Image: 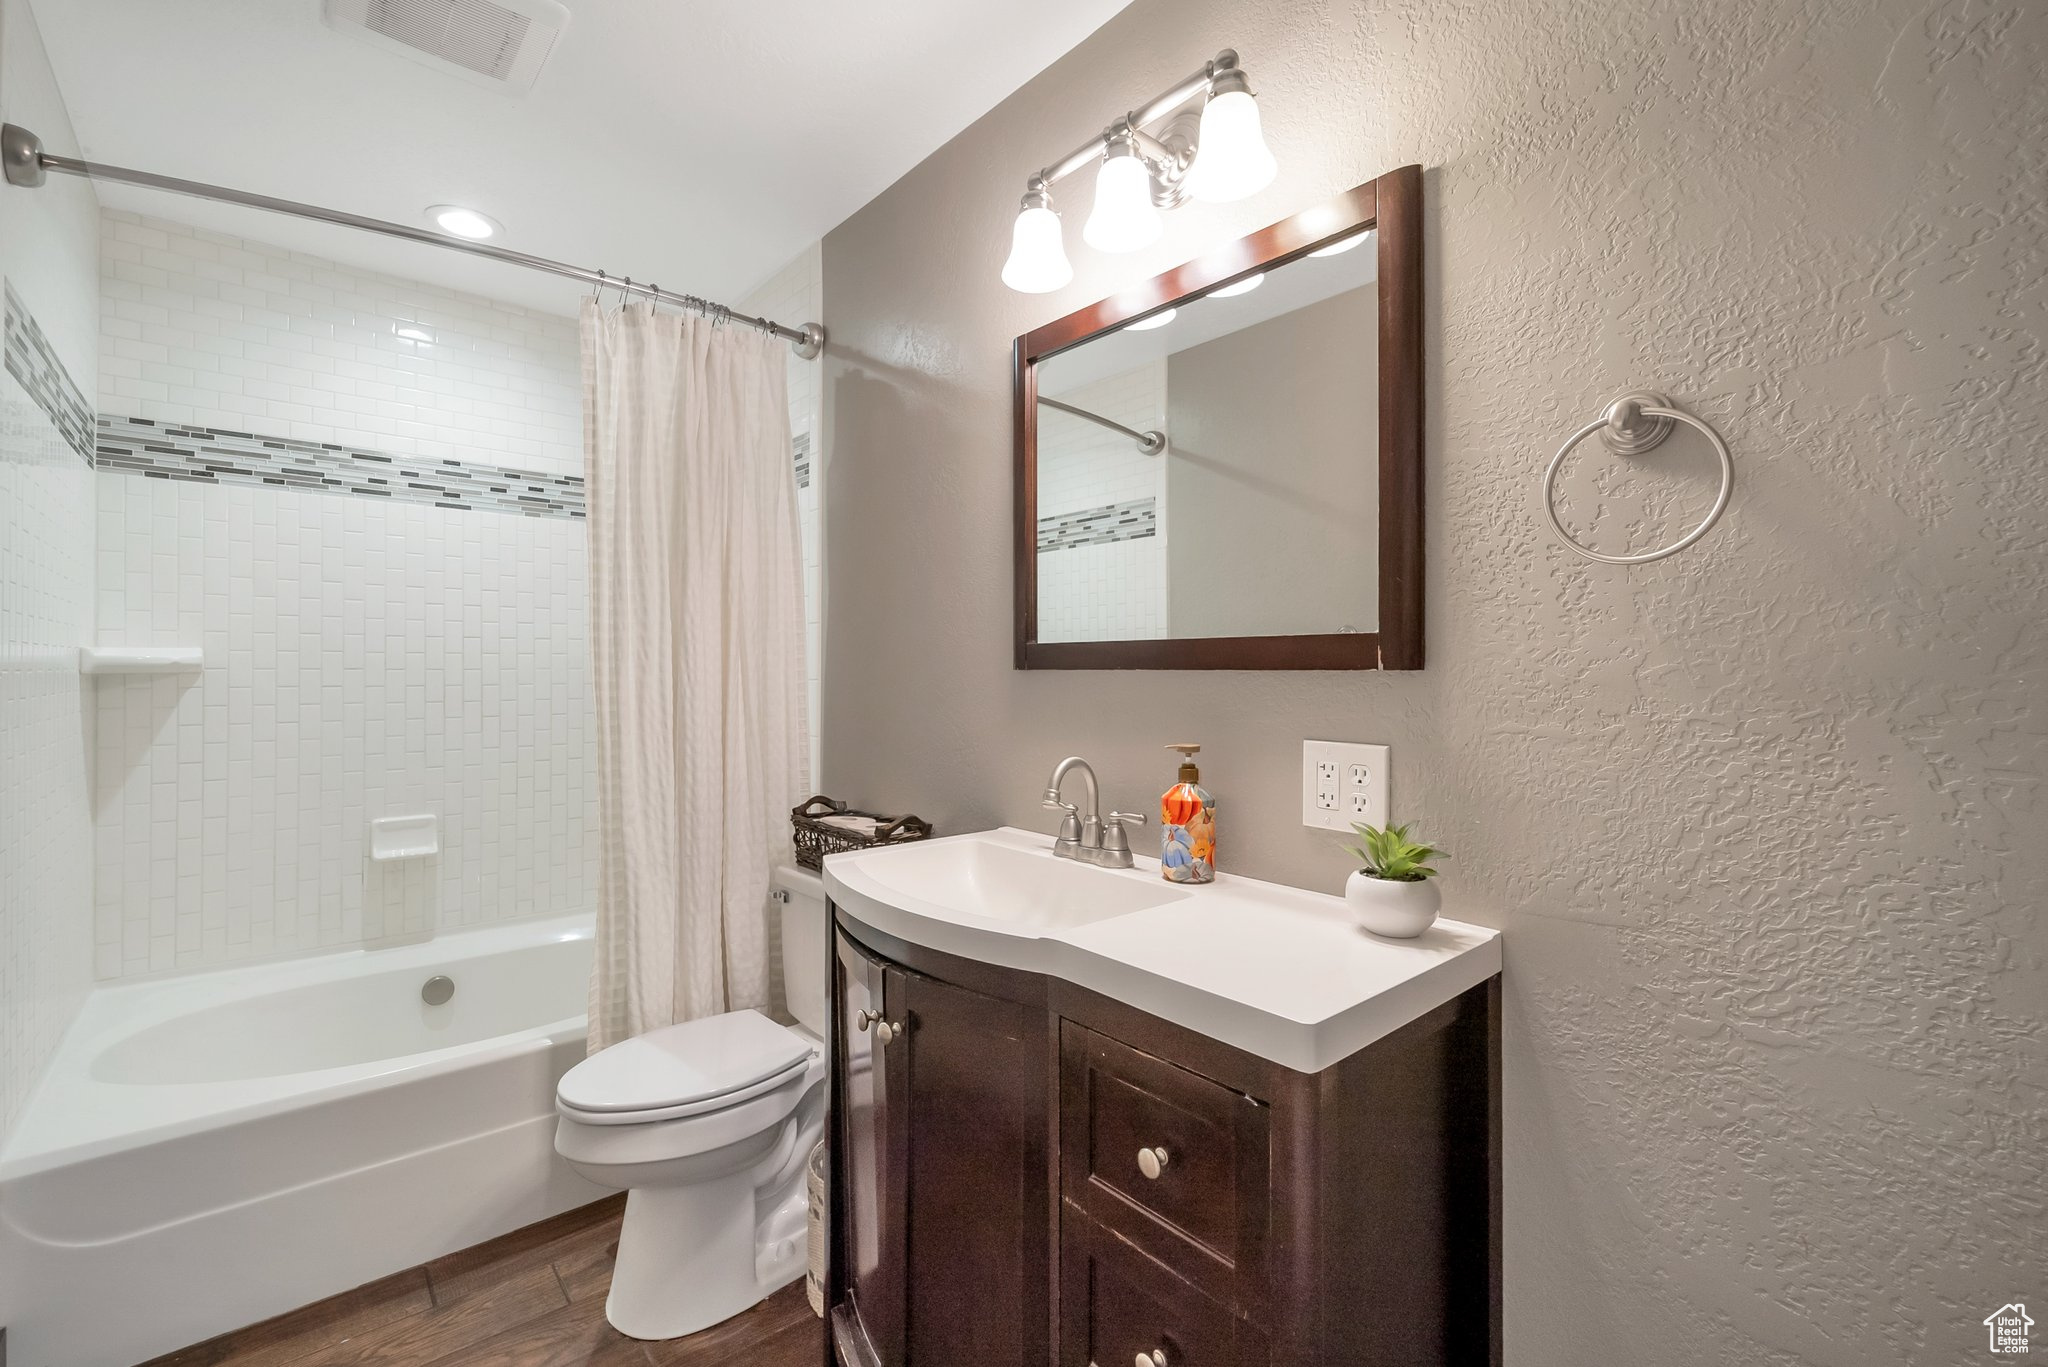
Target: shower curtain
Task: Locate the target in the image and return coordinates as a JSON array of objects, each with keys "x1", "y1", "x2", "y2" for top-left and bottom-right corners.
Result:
[{"x1": 582, "y1": 302, "x2": 810, "y2": 1053}]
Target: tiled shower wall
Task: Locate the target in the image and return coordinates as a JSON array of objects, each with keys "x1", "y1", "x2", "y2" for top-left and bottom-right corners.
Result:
[
  {"x1": 91, "y1": 217, "x2": 827, "y2": 980},
  {"x1": 1035, "y1": 363, "x2": 1167, "y2": 641},
  {"x1": 100, "y1": 210, "x2": 581, "y2": 475},
  {"x1": 93, "y1": 214, "x2": 595, "y2": 977},
  {"x1": 0, "y1": 0, "x2": 99, "y2": 1139}
]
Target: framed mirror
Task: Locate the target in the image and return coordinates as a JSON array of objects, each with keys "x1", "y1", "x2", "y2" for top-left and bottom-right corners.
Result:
[{"x1": 1013, "y1": 165, "x2": 1422, "y2": 670}]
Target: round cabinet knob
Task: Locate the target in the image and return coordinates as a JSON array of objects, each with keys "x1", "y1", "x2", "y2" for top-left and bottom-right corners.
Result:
[
  {"x1": 1136, "y1": 1350, "x2": 1169, "y2": 1367},
  {"x1": 1136, "y1": 1146, "x2": 1170, "y2": 1180},
  {"x1": 855, "y1": 1009, "x2": 880, "y2": 1032},
  {"x1": 874, "y1": 1020, "x2": 900, "y2": 1045}
]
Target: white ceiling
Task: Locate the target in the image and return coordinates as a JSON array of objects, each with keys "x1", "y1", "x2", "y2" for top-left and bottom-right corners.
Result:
[{"x1": 33, "y1": 0, "x2": 1134, "y2": 317}]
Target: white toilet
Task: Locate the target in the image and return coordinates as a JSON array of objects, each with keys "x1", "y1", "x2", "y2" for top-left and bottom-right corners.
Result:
[{"x1": 554, "y1": 865, "x2": 828, "y2": 1341}]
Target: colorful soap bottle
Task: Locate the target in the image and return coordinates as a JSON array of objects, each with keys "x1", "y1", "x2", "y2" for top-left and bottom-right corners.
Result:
[{"x1": 1159, "y1": 743, "x2": 1216, "y2": 884}]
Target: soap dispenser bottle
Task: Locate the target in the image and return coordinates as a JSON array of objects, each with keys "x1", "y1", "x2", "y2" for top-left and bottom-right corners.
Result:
[{"x1": 1160, "y1": 743, "x2": 1216, "y2": 884}]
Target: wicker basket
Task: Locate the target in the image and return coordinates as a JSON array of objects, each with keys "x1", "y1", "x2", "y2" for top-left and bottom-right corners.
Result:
[{"x1": 790, "y1": 795, "x2": 933, "y2": 871}]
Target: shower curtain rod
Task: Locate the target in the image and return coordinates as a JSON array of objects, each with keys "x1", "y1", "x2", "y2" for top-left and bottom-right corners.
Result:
[
  {"x1": 1037, "y1": 394, "x2": 1165, "y2": 454},
  {"x1": 0, "y1": 123, "x2": 826, "y2": 360}
]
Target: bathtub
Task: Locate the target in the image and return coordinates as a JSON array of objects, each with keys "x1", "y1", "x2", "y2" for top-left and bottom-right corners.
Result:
[{"x1": 0, "y1": 914, "x2": 608, "y2": 1367}]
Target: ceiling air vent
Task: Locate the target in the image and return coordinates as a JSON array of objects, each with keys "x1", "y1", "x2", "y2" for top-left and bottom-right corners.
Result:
[{"x1": 323, "y1": 0, "x2": 569, "y2": 96}]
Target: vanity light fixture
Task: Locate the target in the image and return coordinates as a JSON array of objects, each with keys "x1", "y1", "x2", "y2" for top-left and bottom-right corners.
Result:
[
  {"x1": 999, "y1": 48, "x2": 1279, "y2": 293},
  {"x1": 1126, "y1": 308, "x2": 1177, "y2": 331},
  {"x1": 426, "y1": 205, "x2": 501, "y2": 240},
  {"x1": 1208, "y1": 271, "x2": 1265, "y2": 298}
]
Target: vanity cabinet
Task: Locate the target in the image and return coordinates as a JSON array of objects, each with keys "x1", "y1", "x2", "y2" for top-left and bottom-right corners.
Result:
[
  {"x1": 830, "y1": 928, "x2": 1051, "y2": 1367},
  {"x1": 825, "y1": 912, "x2": 1502, "y2": 1367}
]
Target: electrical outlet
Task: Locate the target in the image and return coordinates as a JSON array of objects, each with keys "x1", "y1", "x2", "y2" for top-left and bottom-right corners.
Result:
[
  {"x1": 1302, "y1": 740, "x2": 1390, "y2": 831},
  {"x1": 1315, "y1": 758, "x2": 1339, "y2": 810}
]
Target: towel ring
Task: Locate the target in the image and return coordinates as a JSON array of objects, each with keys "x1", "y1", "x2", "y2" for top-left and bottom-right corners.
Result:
[{"x1": 1543, "y1": 392, "x2": 1733, "y2": 565}]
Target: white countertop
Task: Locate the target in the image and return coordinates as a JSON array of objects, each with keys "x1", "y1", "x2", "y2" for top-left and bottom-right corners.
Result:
[{"x1": 822, "y1": 827, "x2": 1500, "y2": 1074}]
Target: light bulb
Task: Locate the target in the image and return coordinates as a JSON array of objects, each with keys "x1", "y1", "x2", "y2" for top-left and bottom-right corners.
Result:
[
  {"x1": 1186, "y1": 87, "x2": 1278, "y2": 203},
  {"x1": 1127, "y1": 308, "x2": 1177, "y2": 332},
  {"x1": 1083, "y1": 150, "x2": 1163, "y2": 254},
  {"x1": 1209, "y1": 272, "x2": 1265, "y2": 298},
  {"x1": 1001, "y1": 202, "x2": 1072, "y2": 293}
]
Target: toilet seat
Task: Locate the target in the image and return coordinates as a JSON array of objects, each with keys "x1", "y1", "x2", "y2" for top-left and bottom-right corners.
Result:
[{"x1": 557, "y1": 1009, "x2": 815, "y2": 1126}]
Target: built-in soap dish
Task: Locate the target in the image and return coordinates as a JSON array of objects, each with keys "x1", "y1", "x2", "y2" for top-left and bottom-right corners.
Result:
[
  {"x1": 80, "y1": 646, "x2": 205, "y2": 675},
  {"x1": 370, "y1": 814, "x2": 440, "y2": 861}
]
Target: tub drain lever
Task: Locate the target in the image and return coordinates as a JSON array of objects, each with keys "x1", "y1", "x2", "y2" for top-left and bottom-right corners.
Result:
[{"x1": 421, "y1": 975, "x2": 455, "y2": 1006}]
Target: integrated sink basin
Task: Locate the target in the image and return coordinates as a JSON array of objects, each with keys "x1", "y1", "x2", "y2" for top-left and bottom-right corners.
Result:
[
  {"x1": 842, "y1": 831, "x2": 1191, "y2": 931},
  {"x1": 821, "y1": 826, "x2": 1503, "y2": 1074}
]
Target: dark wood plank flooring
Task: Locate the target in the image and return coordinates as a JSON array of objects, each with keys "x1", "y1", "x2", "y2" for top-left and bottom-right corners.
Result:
[{"x1": 139, "y1": 1196, "x2": 823, "y2": 1367}]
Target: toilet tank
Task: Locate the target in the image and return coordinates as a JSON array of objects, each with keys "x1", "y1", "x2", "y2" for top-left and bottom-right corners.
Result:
[{"x1": 774, "y1": 865, "x2": 829, "y2": 1038}]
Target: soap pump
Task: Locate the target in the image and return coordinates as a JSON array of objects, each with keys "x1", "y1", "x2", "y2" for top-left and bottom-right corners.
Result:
[{"x1": 1159, "y1": 743, "x2": 1216, "y2": 884}]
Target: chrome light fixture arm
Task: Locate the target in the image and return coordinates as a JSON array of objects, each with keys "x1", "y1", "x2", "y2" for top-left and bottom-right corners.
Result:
[{"x1": 1026, "y1": 50, "x2": 1246, "y2": 196}]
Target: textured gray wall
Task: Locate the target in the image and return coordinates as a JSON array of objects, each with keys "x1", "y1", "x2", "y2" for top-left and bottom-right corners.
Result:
[{"x1": 819, "y1": 1, "x2": 2046, "y2": 1362}]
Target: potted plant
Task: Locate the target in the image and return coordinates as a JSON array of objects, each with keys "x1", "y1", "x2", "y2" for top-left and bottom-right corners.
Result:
[{"x1": 1340, "y1": 822, "x2": 1447, "y2": 938}]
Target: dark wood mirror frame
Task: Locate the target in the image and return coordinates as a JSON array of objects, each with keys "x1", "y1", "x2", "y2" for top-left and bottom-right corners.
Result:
[{"x1": 1013, "y1": 164, "x2": 1422, "y2": 671}]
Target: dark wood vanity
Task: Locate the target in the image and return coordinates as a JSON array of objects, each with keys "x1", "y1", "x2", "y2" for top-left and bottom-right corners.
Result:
[{"x1": 823, "y1": 906, "x2": 1501, "y2": 1367}]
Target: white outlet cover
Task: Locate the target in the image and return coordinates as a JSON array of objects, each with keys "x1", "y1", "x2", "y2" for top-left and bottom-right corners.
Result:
[{"x1": 1302, "y1": 740, "x2": 1390, "y2": 831}]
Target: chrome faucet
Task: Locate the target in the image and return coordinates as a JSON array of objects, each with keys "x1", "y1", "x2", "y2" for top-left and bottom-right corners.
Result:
[{"x1": 1042, "y1": 756, "x2": 1147, "y2": 869}]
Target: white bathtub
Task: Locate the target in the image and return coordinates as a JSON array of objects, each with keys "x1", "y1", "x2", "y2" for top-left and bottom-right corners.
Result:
[{"x1": 0, "y1": 914, "x2": 608, "y2": 1367}]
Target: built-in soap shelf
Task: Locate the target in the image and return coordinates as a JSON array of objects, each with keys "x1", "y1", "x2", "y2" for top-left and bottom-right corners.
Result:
[
  {"x1": 80, "y1": 646, "x2": 205, "y2": 676},
  {"x1": 370, "y1": 814, "x2": 440, "y2": 862}
]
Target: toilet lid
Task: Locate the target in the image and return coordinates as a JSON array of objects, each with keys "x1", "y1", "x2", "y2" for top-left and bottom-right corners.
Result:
[{"x1": 558, "y1": 1009, "x2": 811, "y2": 1115}]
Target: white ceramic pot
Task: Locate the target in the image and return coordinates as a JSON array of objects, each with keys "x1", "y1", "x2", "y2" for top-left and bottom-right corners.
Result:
[{"x1": 1344, "y1": 870, "x2": 1441, "y2": 938}]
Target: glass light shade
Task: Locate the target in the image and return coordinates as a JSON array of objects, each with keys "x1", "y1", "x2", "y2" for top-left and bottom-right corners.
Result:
[
  {"x1": 1001, "y1": 205, "x2": 1073, "y2": 293},
  {"x1": 1127, "y1": 308, "x2": 1177, "y2": 331},
  {"x1": 1186, "y1": 90, "x2": 1278, "y2": 203},
  {"x1": 1083, "y1": 154, "x2": 1163, "y2": 253},
  {"x1": 1209, "y1": 272, "x2": 1265, "y2": 298}
]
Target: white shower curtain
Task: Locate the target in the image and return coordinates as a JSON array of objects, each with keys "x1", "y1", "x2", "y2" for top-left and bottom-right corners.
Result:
[{"x1": 582, "y1": 301, "x2": 810, "y2": 1053}]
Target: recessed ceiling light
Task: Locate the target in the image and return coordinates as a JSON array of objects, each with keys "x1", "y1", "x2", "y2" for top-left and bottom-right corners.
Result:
[
  {"x1": 427, "y1": 205, "x2": 501, "y2": 240},
  {"x1": 1127, "y1": 308, "x2": 1177, "y2": 332},
  {"x1": 1310, "y1": 230, "x2": 1370, "y2": 258},
  {"x1": 1209, "y1": 273, "x2": 1265, "y2": 298}
]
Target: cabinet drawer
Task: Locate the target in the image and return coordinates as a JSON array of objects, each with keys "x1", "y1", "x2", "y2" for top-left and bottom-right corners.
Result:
[
  {"x1": 1060, "y1": 1023, "x2": 1269, "y2": 1302},
  {"x1": 1060, "y1": 1208, "x2": 1266, "y2": 1367}
]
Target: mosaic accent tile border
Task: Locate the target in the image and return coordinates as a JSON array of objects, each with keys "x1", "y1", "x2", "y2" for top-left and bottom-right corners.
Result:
[
  {"x1": 96, "y1": 416, "x2": 586, "y2": 519},
  {"x1": 3, "y1": 280, "x2": 95, "y2": 466},
  {"x1": 794, "y1": 431, "x2": 812, "y2": 490},
  {"x1": 1038, "y1": 497, "x2": 1157, "y2": 553}
]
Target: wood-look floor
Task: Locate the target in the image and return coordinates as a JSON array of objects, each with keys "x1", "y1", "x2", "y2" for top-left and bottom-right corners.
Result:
[{"x1": 139, "y1": 1196, "x2": 823, "y2": 1367}]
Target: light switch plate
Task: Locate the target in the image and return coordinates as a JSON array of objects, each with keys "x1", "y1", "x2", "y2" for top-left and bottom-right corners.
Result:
[{"x1": 1301, "y1": 740, "x2": 1390, "y2": 831}]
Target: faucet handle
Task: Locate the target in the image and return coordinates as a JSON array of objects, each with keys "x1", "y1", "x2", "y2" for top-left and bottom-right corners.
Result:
[
  {"x1": 1044, "y1": 797, "x2": 1082, "y2": 845},
  {"x1": 1102, "y1": 810, "x2": 1148, "y2": 854}
]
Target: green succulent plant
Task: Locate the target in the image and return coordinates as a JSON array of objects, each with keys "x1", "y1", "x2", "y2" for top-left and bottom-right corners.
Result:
[{"x1": 1343, "y1": 821, "x2": 1446, "y2": 882}]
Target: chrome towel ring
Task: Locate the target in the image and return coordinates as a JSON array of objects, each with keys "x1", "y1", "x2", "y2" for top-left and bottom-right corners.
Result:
[{"x1": 1542, "y1": 391, "x2": 1734, "y2": 565}]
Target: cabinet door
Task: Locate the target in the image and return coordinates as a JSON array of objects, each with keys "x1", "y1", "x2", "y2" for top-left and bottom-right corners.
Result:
[
  {"x1": 898, "y1": 967, "x2": 1050, "y2": 1367},
  {"x1": 836, "y1": 930, "x2": 908, "y2": 1366}
]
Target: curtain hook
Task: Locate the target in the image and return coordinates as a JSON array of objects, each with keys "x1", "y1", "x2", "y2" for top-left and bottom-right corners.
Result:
[{"x1": 590, "y1": 269, "x2": 606, "y2": 301}]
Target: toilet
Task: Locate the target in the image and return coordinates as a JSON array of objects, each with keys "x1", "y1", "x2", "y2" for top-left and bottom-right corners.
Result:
[{"x1": 554, "y1": 865, "x2": 829, "y2": 1341}]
